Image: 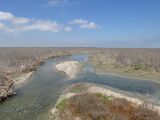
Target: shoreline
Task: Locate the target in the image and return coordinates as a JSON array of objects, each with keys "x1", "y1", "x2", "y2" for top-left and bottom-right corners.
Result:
[
  {"x1": 96, "y1": 71, "x2": 160, "y2": 83},
  {"x1": 0, "y1": 54, "x2": 72, "y2": 102},
  {"x1": 0, "y1": 76, "x2": 15, "y2": 102},
  {"x1": 0, "y1": 71, "x2": 35, "y2": 102},
  {"x1": 0, "y1": 60, "x2": 43, "y2": 102},
  {"x1": 88, "y1": 57, "x2": 160, "y2": 82},
  {"x1": 12, "y1": 71, "x2": 34, "y2": 87}
]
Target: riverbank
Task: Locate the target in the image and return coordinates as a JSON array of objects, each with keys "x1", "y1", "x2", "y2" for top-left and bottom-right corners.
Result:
[
  {"x1": 0, "y1": 72, "x2": 34, "y2": 102},
  {"x1": 88, "y1": 54, "x2": 160, "y2": 81},
  {"x1": 49, "y1": 83, "x2": 160, "y2": 120},
  {"x1": 0, "y1": 53, "x2": 72, "y2": 102},
  {"x1": 0, "y1": 58, "x2": 45, "y2": 102},
  {"x1": 0, "y1": 76, "x2": 15, "y2": 102},
  {"x1": 0, "y1": 47, "x2": 85, "y2": 102},
  {"x1": 11, "y1": 72, "x2": 34, "y2": 87}
]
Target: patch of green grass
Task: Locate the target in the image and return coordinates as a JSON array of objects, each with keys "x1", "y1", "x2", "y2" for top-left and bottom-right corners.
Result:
[
  {"x1": 95, "y1": 93, "x2": 110, "y2": 102},
  {"x1": 134, "y1": 64, "x2": 149, "y2": 71},
  {"x1": 69, "y1": 84, "x2": 87, "y2": 93},
  {"x1": 56, "y1": 99, "x2": 67, "y2": 111},
  {"x1": 69, "y1": 87, "x2": 83, "y2": 93}
]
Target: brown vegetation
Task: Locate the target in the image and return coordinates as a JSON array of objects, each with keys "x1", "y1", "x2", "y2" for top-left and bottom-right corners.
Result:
[
  {"x1": 56, "y1": 93, "x2": 160, "y2": 120},
  {"x1": 89, "y1": 48, "x2": 160, "y2": 72},
  {"x1": 1, "y1": 48, "x2": 159, "y2": 77},
  {"x1": 88, "y1": 48, "x2": 160, "y2": 80},
  {"x1": 0, "y1": 48, "x2": 74, "y2": 74},
  {"x1": 0, "y1": 75, "x2": 15, "y2": 102}
]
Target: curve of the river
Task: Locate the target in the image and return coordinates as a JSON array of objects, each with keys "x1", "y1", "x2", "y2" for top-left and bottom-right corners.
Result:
[{"x1": 0, "y1": 54, "x2": 160, "y2": 120}]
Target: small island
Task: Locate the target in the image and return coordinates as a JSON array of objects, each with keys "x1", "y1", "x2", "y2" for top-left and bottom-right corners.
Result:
[{"x1": 55, "y1": 61, "x2": 83, "y2": 79}]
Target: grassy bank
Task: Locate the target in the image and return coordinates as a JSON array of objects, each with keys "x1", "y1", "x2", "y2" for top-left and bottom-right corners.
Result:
[
  {"x1": 88, "y1": 48, "x2": 160, "y2": 81},
  {"x1": 49, "y1": 83, "x2": 160, "y2": 120}
]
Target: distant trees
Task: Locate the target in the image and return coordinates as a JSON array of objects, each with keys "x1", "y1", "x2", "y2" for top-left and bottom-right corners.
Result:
[
  {"x1": 89, "y1": 48, "x2": 160, "y2": 72},
  {"x1": 0, "y1": 48, "x2": 81, "y2": 74},
  {"x1": 0, "y1": 48, "x2": 160, "y2": 75}
]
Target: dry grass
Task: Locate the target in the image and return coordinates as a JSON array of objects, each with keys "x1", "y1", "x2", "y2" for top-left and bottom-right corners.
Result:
[
  {"x1": 88, "y1": 48, "x2": 160, "y2": 72},
  {"x1": 0, "y1": 48, "x2": 75, "y2": 74},
  {"x1": 57, "y1": 93, "x2": 160, "y2": 120},
  {"x1": 88, "y1": 48, "x2": 160, "y2": 80},
  {"x1": 1, "y1": 48, "x2": 159, "y2": 76}
]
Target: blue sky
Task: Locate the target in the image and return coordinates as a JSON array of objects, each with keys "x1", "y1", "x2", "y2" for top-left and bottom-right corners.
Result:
[{"x1": 0, "y1": 0, "x2": 160, "y2": 47}]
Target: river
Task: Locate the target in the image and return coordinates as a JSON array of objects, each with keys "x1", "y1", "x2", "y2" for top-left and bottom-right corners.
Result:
[{"x1": 0, "y1": 54, "x2": 160, "y2": 120}]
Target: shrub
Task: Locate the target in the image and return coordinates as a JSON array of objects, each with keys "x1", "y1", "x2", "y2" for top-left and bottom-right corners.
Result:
[{"x1": 57, "y1": 93, "x2": 160, "y2": 120}]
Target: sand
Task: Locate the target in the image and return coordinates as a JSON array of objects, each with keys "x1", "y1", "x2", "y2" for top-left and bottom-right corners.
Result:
[
  {"x1": 12, "y1": 72, "x2": 33, "y2": 87},
  {"x1": 55, "y1": 61, "x2": 82, "y2": 79}
]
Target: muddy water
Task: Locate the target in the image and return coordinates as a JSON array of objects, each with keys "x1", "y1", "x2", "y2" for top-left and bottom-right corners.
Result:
[{"x1": 0, "y1": 54, "x2": 160, "y2": 120}]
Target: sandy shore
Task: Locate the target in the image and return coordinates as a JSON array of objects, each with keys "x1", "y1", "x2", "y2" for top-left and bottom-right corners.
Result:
[
  {"x1": 12, "y1": 72, "x2": 34, "y2": 87},
  {"x1": 55, "y1": 61, "x2": 83, "y2": 79},
  {"x1": 88, "y1": 85, "x2": 143, "y2": 105},
  {"x1": 0, "y1": 71, "x2": 34, "y2": 102},
  {"x1": 89, "y1": 84, "x2": 160, "y2": 111},
  {"x1": 88, "y1": 84, "x2": 160, "y2": 113}
]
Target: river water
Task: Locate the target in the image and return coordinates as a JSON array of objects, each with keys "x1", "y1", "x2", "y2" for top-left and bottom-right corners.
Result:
[{"x1": 0, "y1": 54, "x2": 160, "y2": 120}]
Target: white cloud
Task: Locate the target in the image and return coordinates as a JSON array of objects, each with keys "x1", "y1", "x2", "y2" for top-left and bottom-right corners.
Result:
[
  {"x1": 0, "y1": 11, "x2": 30, "y2": 24},
  {"x1": 64, "y1": 26, "x2": 72, "y2": 32},
  {"x1": 70, "y1": 19, "x2": 100, "y2": 29},
  {"x1": 48, "y1": 0, "x2": 63, "y2": 5},
  {"x1": 0, "y1": 11, "x2": 14, "y2": 20},
  {"x1": 0, "y1": 11, "x2": 62, "y2": 33},
  {"x1": 0, "y1": 23, "x2": 6, "y2": 29},
  {"x1": 12, "y1": 17, "x2": 30, "y2": 24},
  {"x1": 47, "y1": 0, "x2": 69, "y2": 6},
  {"x1": 0, "y1": 11, "x2": 102, "y2": 33},
  {"x1": 70, "y1": 19, "x2": 88, "y2": 25},
  {"x1": 21, "y1": 20, "x2": 62, "y2": 32},
  {"x1": 80, "y1": 22, "x2": 97, "y2": 29},
  {"x1": 0, "y1": 23, "x2": 15, "y2": 32}
]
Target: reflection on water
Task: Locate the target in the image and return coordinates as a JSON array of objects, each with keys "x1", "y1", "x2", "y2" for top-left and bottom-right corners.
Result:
[
  {"x1": 0, "y1": 53, "x2": 160, "y2": 120},
  {"x1": 78, "y1": 72, "x2": 160, "y2": 94}
]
